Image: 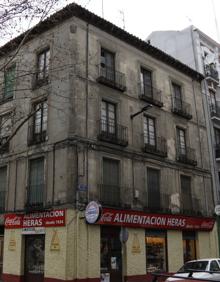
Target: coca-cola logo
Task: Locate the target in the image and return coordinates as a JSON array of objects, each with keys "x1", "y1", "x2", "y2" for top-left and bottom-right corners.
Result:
[
  {"x1": 101, "y1": 212, "x2": 113, "y2": 222},
  {"x1": 5, "y1": 216, "x2": 21, "y2": 226}
]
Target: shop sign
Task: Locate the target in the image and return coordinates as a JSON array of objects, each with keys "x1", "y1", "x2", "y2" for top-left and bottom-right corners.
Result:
[
  {"x1": 97, "y1": 208, "x2": 215, "y2": 231},
  {"x1": 85, "y1": 201, "x2": 102, "y2": 224},
  {"x1": 4, "y1": 209, "x2": 66, "y2": 229},
  {"x1": 132, "y1": 233, "x2": 141, "y2": 254},
  {"x1": 22, "y1": 227, "x2": 45, "y2": 235},
  {"x1": 50, "y1": 230, "x2": 60, "y2": 251}
]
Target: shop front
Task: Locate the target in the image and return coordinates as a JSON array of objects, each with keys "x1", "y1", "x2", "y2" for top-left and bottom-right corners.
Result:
[
  {"x1": 3, "y1": 209, "x2": 66, "y2": 282},
  {"x1": 85, "y1": 204, "x2": 217, "y2": 282}
]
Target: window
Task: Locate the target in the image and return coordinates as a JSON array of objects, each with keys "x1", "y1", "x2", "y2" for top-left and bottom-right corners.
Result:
[
  {"x1": 210, "y1": 91, "x2": 217, "y2": 113},
  {"x1": 102, "y1": 158, "x2": 120, "y2": 206},
  {"x1": 140, "y1": 68, "x2": 153, "y2": 97},
  {"x1": 0, "y1": 167, "x2": 7, "y2": 211},
  {"x1": 181, "y1": 175, "x2": 193, "y2": 212},
  {"x1": 172, "y1": 82, "x2": 182, "y2": 109},
  {"x1": 101, "y1": 48, "x2": 115, "y2": 81},
  {"x1": 28, "y1": 158, "x2": 44, "y2": 207},
  {"x1": 145, "y1": 230, "x2": 167, "y2": 272},
  {"x1": 4, "y1": 65, "x2": 15, "y2": 99},
  {"x1": 177, "y1": 128, "x2": 186, "y2": 155},
  {"x1": 36, "y1": 49, "x2": 50, "y2": 82},
  {"x1": 0, "y1": 113, "x2": 12, "y2": 152},
  {"x1": 144, "y1": 116, "x2": 156, "y2": 146},
  {"x1": 101, "y1": 101, "x2": 116, "y2": 135},
  {"x1": 214, "y1": 128, "x2": 220, "y2": 145},
  {"x1": 182, "y1": 231, "x2": 196, "y2": 263},
  {"x1": 29, "y1": 101, "x2": 48, "y2": 144},
  {"x1": 210, "y1": 261, "x2": 220, "y2": 272},
  {"x1": 146, "y1": 168, "x2": 160, "y2": 209}
]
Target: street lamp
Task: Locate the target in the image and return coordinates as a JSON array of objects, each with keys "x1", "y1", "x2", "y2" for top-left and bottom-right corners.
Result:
[{"x1": 130, "y1": 104, "x2": 153, "y2": 120}]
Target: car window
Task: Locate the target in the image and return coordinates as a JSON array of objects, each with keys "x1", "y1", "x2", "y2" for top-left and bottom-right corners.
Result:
[
  {"x1": 210, "y1": 261, "x2": 220, "y2": 272},
  {"x1": 178, "y1": 261, "x2": 208, "y2": 272}
]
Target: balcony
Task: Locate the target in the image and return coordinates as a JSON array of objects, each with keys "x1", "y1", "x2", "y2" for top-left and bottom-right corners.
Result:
[
  {"x1": 180, "y1": 197, "x2": 203, "y2": 216},
  {"x1": 205, "y1": 64, "x2": 219, "y2": 82},
  {"x1": 0, "y1": 191, "x2": 6, "y2": 212},
  {"x1": 176, "y1": 145, "x2": 197, "y2": 166},
  {"x1": 143, "y1": 192, "x2": 170, "y2": 213},
  {"x1": 26, "y1": 184, "x2": 44, "y2": 211},
  {"x1": 99, "y1": 184, "x2": 121, "y2": 207},
  {"x1": 28, "y1": 125, "x2": 47, "y2": 146},
  {"x1": 97, "y1": 119, "x2": 128, "y2": 146},
  {"x1": 143, "y1": 136, "x2": 167, "y2": 157},
  {"x1": 210, "y1": 105, "x2": 220, "y2": 121},
  {"x1": 138, "y1": 83, "x2": 163, "y2": 107},
  {"x1": 97, "y1": 65, "x2": 126, "y2": 92},
  {"x1": 172, "y1": 97, "x2": 192, "y2": 120}
]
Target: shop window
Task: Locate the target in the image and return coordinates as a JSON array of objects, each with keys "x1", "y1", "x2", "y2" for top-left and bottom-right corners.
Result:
[
  {"x1": 182, "y1": 231, "x2": 196, "y2": 263},
  {"x1": 145, "y1": 230, "x2": 167, "y2": 273}
]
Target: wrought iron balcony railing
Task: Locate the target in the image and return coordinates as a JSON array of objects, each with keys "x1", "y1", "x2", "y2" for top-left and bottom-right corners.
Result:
[
  {"x1": 139, "y1": 82, "x2": 163, "y2": 107},
  {"x1": 180, "y1": 197, "x2": 203, "y2": 216},
  {"x1": 26, "y1": 184, "x2": 44, "y2": 210},
  {"x1": 143, "y1": 192, "x2": 170, "y2": 213},
  {"x1": 97, "y1": 65, "x2": 126, "y2": 92},
  {"x1": 210, "y1": 105, "x2": 220, "y2": 119},
  {"x1": 99, "y1": 184, "x2": 121, "y2": 207},
  {"x1": 97, "y1": 119, "x2": 128, "y2": 146},
  {"x1": 28, "y1": 125, "x2": 47, "y2": 146},
  {"x1": 172, "y1": 97, "x2": 192, "y2": 120},
  {"x1": 205, "y1": 64, "x2": 219, "y2": 82},
  {"x1": 143, "y1": 135, "x2": 167, "y2": 157},
  {"x1": 176, "y1": 145, "x2": 197, "y2": 166},
  {"x1": 0, "y1": 191, "x2": 6, "y2": 212}
]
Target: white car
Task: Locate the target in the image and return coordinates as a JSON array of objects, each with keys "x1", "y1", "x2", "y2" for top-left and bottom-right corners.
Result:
[{"x1": 166, "y1": 258, "x2": 220, "y2": 281}]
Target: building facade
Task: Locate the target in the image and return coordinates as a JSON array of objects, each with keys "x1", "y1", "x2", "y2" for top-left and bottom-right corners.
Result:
[
  {"x1": 148, "y1": 26, "x2": 220, "y2": 204},
  {"x1": 0, "y1": 5, "x2": 218, "y2": 282}
]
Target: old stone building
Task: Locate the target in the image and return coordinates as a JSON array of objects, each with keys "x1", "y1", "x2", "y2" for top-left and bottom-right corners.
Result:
[{"x1": 0, "y1": 4, "x2": 218, "y2": 282}]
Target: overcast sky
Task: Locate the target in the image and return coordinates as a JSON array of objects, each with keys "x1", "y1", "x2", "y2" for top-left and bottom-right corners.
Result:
[{"x1": 64, "y1": 0, "x2": 220, "y2": 43}]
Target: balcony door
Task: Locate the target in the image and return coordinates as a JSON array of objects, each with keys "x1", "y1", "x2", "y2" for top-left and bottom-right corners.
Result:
[
  {"x1": 140, "y1": 68, "x2": 153, "y2": 97},
  {"x1": 102, "y1": 158, "x2": 120, "y2": 206},
  {"x1": 181, "y1": 175, "x2": 193, "y2": 213},
  {"x1": 144, "y1": 116, "x2": 156, "y2": 147},
  {"x1": 101, "y1": 101, "x2": 116, "y2": 136},
  {"x1": 177, "y1": 128, "x2": 186, "y2": 156},
  {"x1": 172, "y1": 83, "x2": 182, "y2": 110},
  {"x1": 146, "y1": 168, "x2": 160, "y2": 210},
  {"x1": 101, "y1": 48, "x2": 115, "y2": 82}
]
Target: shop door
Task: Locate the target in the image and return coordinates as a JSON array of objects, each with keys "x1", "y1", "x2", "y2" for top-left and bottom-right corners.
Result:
[
  {"x1": 101, "y1": 226, "x2": 122, "y2": 282},
  {"x1": 24, "y1": 235, "x2": 45, "y2": 282},
  {"x1": 0, "y1": 236, "x2": 4, "y2": 280}
]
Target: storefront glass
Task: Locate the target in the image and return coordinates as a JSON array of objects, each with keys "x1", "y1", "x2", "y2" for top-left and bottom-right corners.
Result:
[
  {"x1": 183, "y1": 231, "x2": 196, "y2": 263},
  {"x1": 101, "y1": 226, "x2": 122, "y2": 282},
  {"x1": 145, "y1": 230, "x2": 167, "y2": 272}
]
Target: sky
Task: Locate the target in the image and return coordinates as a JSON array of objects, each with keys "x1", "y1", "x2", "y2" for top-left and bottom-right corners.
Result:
[
  {"x1": 1, "y1": 0, "x2": 220, "y2": 46},
  {"x1": 62, "y1": 0, "x2": 220, "y2": 43}
]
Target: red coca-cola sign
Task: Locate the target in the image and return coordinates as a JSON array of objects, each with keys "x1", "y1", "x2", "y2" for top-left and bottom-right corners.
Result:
[
  {"x1": 5, "y1": 209, "x2": 66, "y2": 229},
  {"x1": 96, "y1": 208, "x2": 215, "y2": 231}
]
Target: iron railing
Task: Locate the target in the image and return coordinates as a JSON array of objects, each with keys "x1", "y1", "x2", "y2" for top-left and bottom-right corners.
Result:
[
  {"x1": 176, "y1": 145, "x2": 197, "y2": 166},
  {"x1": 143, "y1": 192, "x2": 170, "y2": 213},
  {"x1": 143, "y1": 135, "x2": 167, "y2": 157},
  {"x1": 139, "y1": 82, "x2": 163, "y2": 107},
  {"x1": 26, "y1": 184, "x2": 44, "y2": 209},
  {"x1": 99, "y1": 184, "x2": 121, "y2": 207},
  {"x1": 210, "y1": 105, "x2": 220, "y2": 119},
  {"x1": 97, "y1": 65, "x2": 126, "y2": 91},
  {"x1": 97, "y1": 119, "x2": 128, "y2": 146},
  {"x1": 180, "y1": 196, "x2": 202, "y2": 216},
  {"x1": 28, "y1": 125, "x2": 47, "y2": 146},
  {"x1": 205, "y1": 64, "x2": 219, "y2": 81},
  {"x1": 172, "y1": 97, "x2": 192, "y2": 120}
]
